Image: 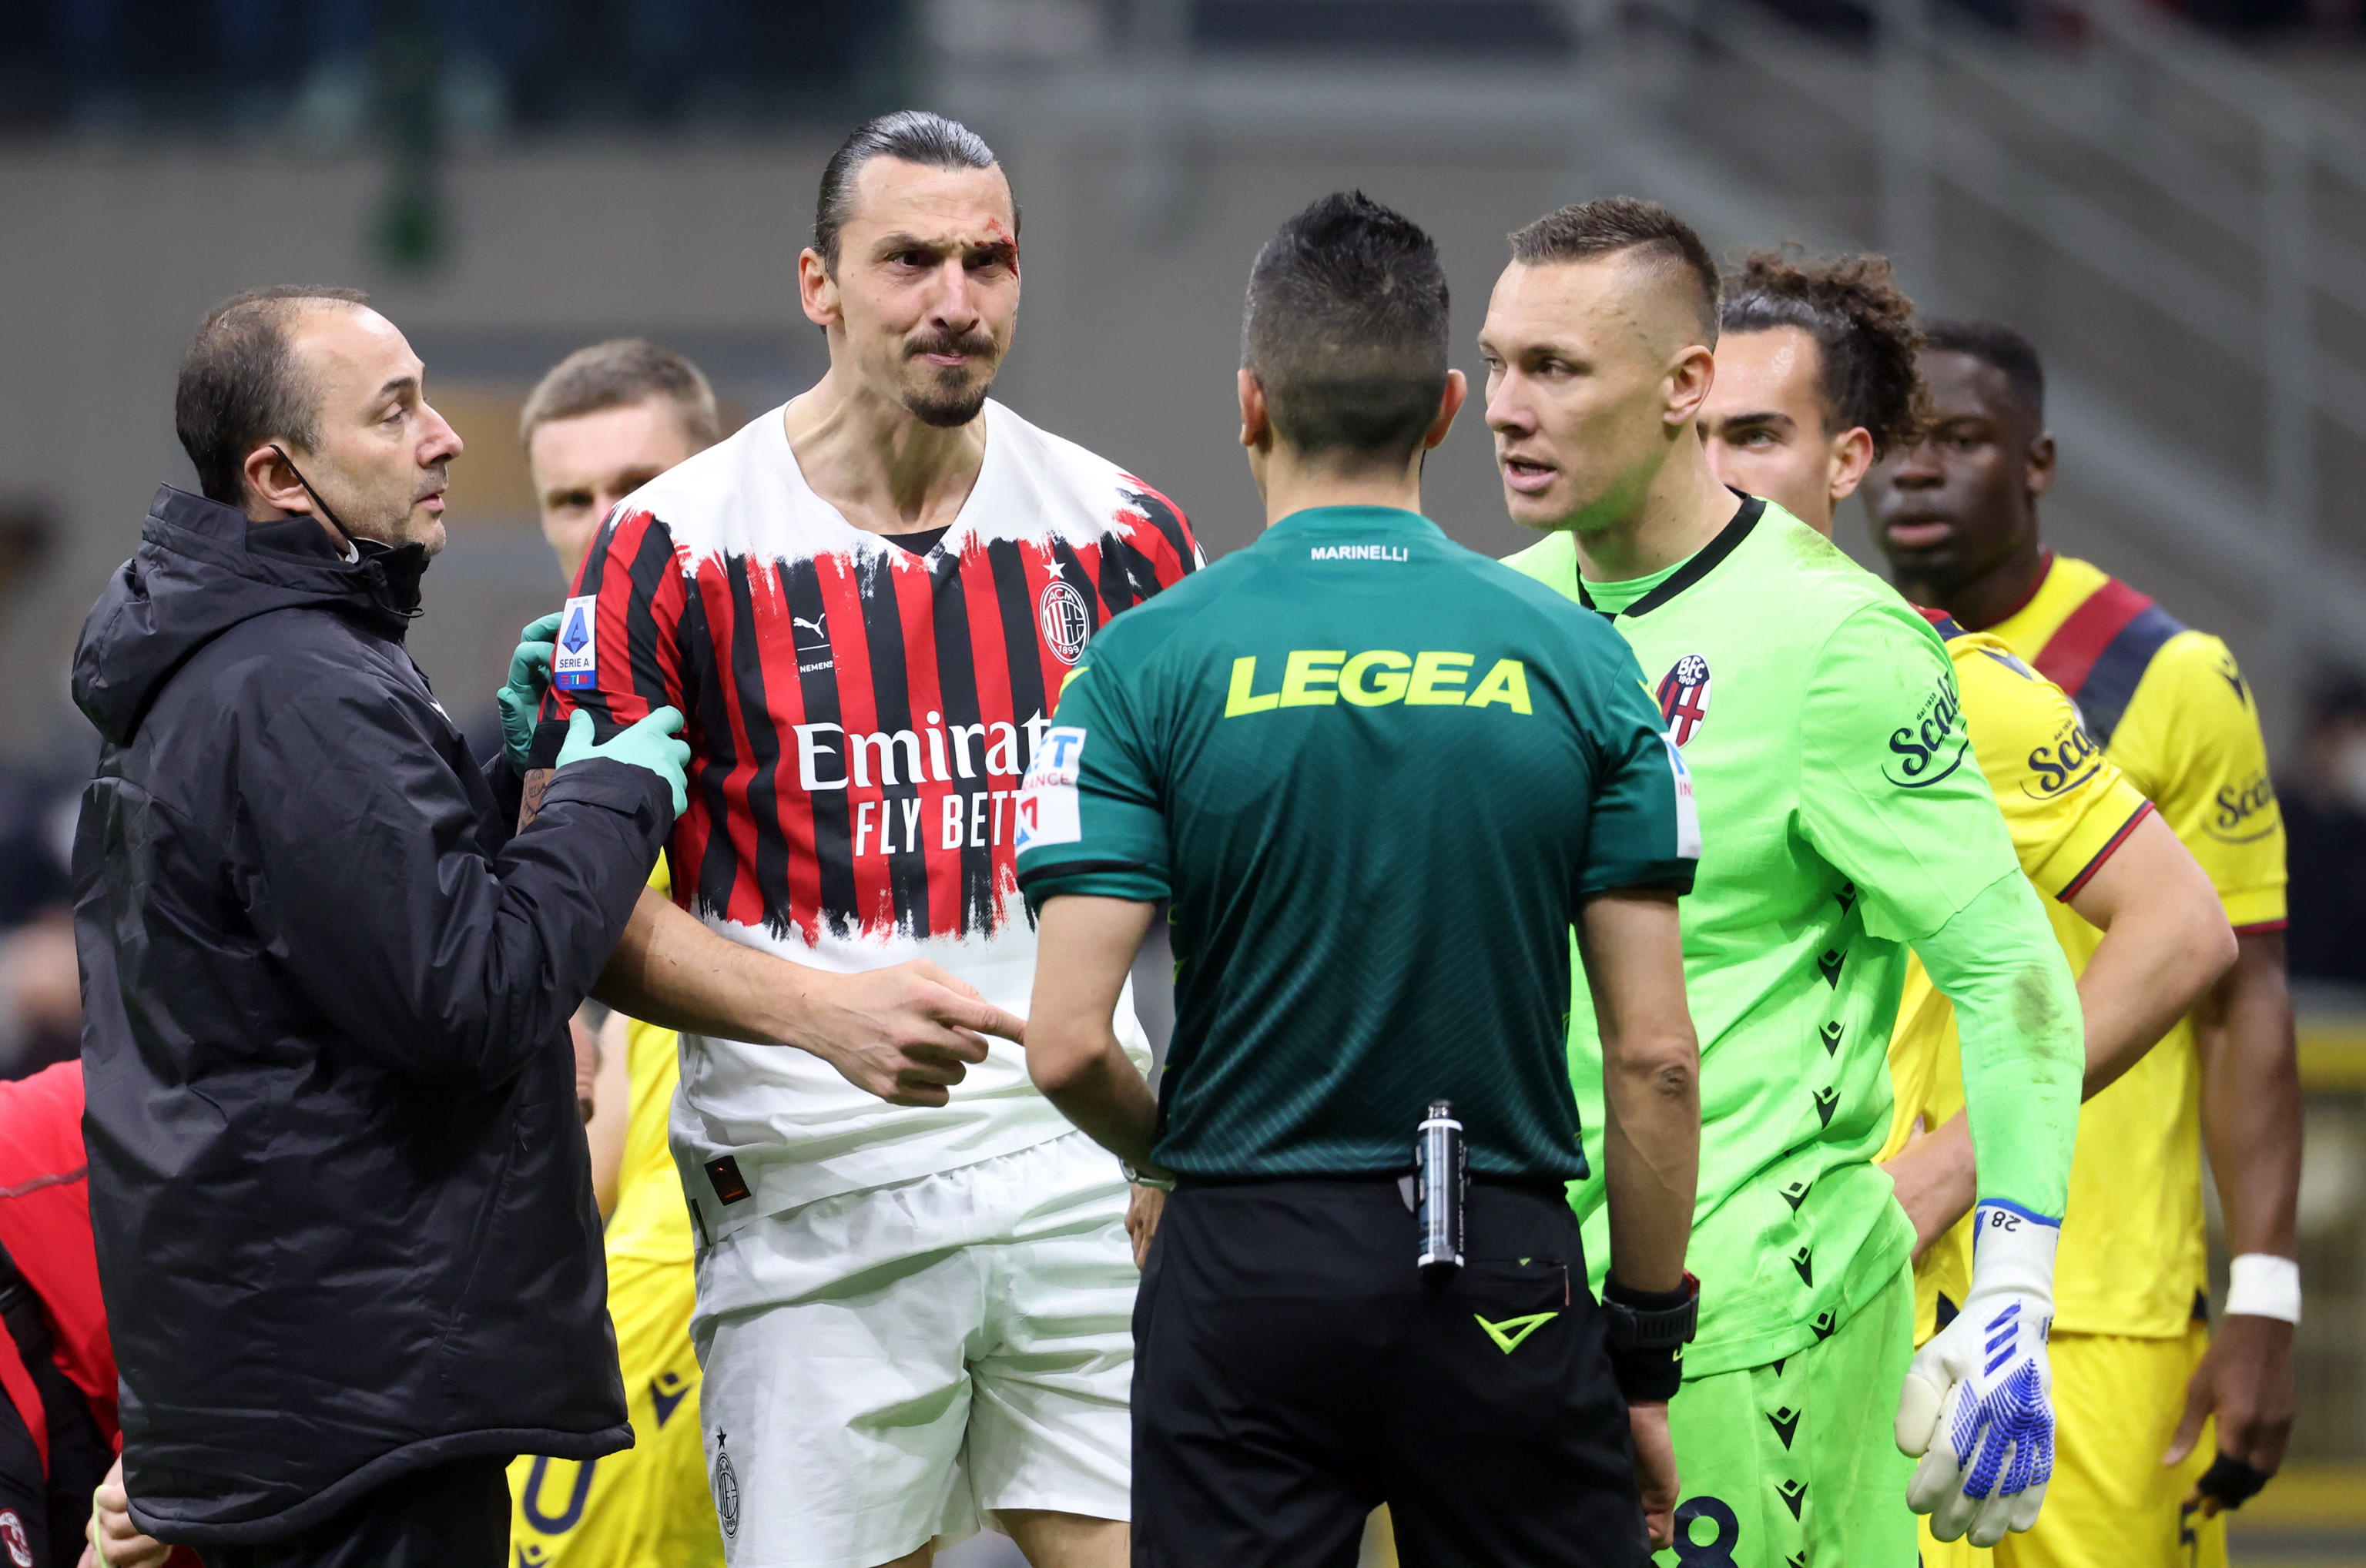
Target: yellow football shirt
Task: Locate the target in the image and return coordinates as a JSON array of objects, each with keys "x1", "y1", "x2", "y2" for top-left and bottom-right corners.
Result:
[
  {"x1": 1986, "y1": 556, "x2": 2284, "y2": 1338},
  {"x1": 1881, "y1": 611, "x2": 2154, "y2": 1340}
]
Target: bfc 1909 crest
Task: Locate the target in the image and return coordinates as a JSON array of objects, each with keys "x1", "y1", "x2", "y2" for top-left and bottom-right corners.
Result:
[{"x1": 1656, "y1": 654, "x2": 1712, "y2": 747}]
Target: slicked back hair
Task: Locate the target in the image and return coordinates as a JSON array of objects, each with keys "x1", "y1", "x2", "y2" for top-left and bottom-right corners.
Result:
[
  {"x1": 815, "y1": 110, "x2": 1010, "y2": 273},
  {"x1": 1508, "y1": 196, "x2": 1721, "y2": 344},
  {"x1": 1723, "y1": 251, "x2": 1925, "y2": 458},
  {"x1": 176, "y1": 285, "x2": 373, "y2": 505},
  {"x1": 519, "y1": 338, "x2": 722, "y2": 451},
  {"x1": 1242, "y1": 190, "x2": 1452, "y2": 467},
  {"x1": 1923, "y1": 319, "x2": 2046, "y2": 422}
]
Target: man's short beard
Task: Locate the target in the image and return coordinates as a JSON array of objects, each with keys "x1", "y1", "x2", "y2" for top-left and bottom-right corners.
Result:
[{"x1": 903, "y1": 375, "x2": 992, "y2": 429}]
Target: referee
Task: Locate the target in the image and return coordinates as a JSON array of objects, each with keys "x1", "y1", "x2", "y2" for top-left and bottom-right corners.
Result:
[{"x1": 1015, "y1": 192, "x2": 1705, "y2": 1568}]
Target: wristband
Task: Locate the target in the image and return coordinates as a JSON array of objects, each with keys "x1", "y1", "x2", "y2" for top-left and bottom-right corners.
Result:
[
  {"x1": 2224, "y1": 1253, "x2": 2301, "y2": 1324},
  {"x1": 1601, "y1": 1273, "x2": 1698, "y2": 1403}
]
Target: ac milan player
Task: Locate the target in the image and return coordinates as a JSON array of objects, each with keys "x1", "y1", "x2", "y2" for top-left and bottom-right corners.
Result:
[{"x1": 530, "y1": 112, "x2": 1198, "y2": 1568}]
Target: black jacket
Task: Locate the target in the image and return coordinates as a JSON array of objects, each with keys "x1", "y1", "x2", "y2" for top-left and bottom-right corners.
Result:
[{"x1": 70, "y1": 487, "x2": 669, "y2": 1544}]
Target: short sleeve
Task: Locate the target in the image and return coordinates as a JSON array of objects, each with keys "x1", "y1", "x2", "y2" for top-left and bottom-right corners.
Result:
[
  {"x1": 1949, "y1": 635, "x2": 2154, "y2": 903},
  {"x1": 1797, "y1": 604, "x2": 2022, "y2": 943},
  {"x1": 1014, "y1": 655, "x2": 1171, "y2": 908},
  {"x1": 532, "y1": 504, "x2": 693, "y2": 760},
  {"x1": 1576, "y1": 665, "x2": 1700, "y2": 896},
  {"x1": 2107, "y1": 632, "x2": 2287, "y2": 932}
]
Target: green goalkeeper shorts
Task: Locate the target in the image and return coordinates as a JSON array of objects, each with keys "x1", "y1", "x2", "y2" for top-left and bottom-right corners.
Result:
[{"x1": 1656, "y1": 1261, "x2": 1917, "y2": 1568}]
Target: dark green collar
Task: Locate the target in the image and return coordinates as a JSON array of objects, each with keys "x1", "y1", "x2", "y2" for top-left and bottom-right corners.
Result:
[{"x1": 1265, "y1": 505, "x2": 1443, "y2": 538}]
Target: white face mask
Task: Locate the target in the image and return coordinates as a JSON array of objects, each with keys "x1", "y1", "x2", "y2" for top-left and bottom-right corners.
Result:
[{"x1": 2337, "y1": 735, "x2": 2366, "y2": 816}]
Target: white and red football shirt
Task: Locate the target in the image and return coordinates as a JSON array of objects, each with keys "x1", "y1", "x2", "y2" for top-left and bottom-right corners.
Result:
[{"x1": 545, "y1": 400, "x2": 1199, "y2": 1219}]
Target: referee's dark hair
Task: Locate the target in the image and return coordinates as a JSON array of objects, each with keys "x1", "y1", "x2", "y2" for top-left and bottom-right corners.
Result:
[
  {"x1": 1241, "y1": 190, "x2": 1452, "y2": 468},
  {"x1": 1724, "y1": 250, "x2": 1925, "y2": 460},
  {"x1": 176, "y1": 285, "x2": 373, "y2": 506},
  {"x1": 1923, "y1": 318, "x2": 2046, "y2": 422},
  {"x1": 814, "y1": 110, "x2": 1013, "y2": 274},
  {"x1": 1510, "y1": 196, "x2": 1721, "y2": 345}
]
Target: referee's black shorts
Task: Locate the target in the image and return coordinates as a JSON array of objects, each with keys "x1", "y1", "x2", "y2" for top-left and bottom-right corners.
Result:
[{"x1": 1131, "y1": 1176, "x2": 1649, "y2": 1568}]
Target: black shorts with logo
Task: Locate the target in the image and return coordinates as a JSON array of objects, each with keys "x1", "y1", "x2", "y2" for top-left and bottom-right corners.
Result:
[{"x1": 1131, "y1": 1178, "x2": 1649, "y2": 1568}]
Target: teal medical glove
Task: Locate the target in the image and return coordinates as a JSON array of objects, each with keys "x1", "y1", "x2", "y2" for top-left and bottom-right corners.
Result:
[
  {"x1": 557, "y1": 706, "x2": 691, "y2": 818},
  {"x1": 494, "y1": 612, "x2": 564, "y2": 772}
]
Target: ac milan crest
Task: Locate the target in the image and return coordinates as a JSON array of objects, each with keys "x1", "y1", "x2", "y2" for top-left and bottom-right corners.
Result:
[
  {"x1": 1655, "y1": 654, "x2": 1713, "y2": 746},
  {"x1": 1039, "y1": 577, "x2": 1092, "y2": 666}
]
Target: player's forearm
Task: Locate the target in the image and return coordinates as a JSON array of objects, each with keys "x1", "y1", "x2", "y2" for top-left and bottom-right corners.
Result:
[
  {"x1": 2198, "y1": 932, "x2": 2301, "y2": 1261},
  {"x1": 593, "y1": 885, "x2": 806, "y2": 1044},
  {"x1": 1914, "y1": 870, "x2": 2083, "y2": 1220},
  {"x1": 1884, "y1": 863, "x2": 2233, "y2": 1248}
]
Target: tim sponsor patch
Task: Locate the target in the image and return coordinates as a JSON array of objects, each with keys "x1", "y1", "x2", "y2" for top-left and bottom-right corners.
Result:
[
  {"x1": 1015, "y1": 725, "x2": 1087, "y2": 851},
  {"x1": 552, "y1": 595, "x2": 598, "y2": 692}
]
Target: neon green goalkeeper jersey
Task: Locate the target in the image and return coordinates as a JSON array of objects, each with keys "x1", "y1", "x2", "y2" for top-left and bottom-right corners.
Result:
[{"x1": 1508, "y1": 498, "x2": 2063, "y2": 1377}]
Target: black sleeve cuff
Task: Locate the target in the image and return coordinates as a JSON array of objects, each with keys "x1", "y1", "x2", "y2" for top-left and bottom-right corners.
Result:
[{"x1": 532, "y1": 756, "x2": 677, "y2": 844}]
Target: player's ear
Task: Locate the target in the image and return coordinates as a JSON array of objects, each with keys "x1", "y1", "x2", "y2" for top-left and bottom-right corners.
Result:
[
  {"x1": 1664, "y1": 343, "x2": 1716, "y2": 429},
  {"x1": 2026, "y1": 431, "x2": 2056, "y2": 498},
  {"x1": 1238, "y1": 369, "x2": 1273, "y2": 453},
  {"x1": 1422, "y1": 369, "x2": 1468, "y2": 453},
  {"x1": 799, "y1": 246, "x2": 841, "y2": 331},
  {"x1": 1828, "y1": 426, "x2": 1876, "y2": 504}
]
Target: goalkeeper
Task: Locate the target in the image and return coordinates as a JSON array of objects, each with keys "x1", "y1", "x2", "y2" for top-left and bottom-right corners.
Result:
[{"x1": 1493, "y1": 197, "x2": 2081, "y2": 1565}]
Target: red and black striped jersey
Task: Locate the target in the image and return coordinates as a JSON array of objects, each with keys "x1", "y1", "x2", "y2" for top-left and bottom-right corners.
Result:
[{"x1": 542, "y1": 400, "x2": 1198, "y2": 1212}]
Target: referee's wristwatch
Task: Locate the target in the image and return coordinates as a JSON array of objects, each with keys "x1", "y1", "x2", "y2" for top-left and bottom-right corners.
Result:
[
  {"x1": 1122, "y1": 1161, "x2": 1175, "y2": 1192},
  {"x1": 1600, "y1": 1272, "x2": 1699, "y2": 1403}
]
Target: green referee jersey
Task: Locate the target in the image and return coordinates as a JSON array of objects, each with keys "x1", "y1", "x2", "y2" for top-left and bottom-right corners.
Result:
[
  {"x1": 1506, "y1": 498, "x2": 2024, "y2": 1377},
  {"x1": 1016, "y1": 504, "x2": 1697, "y2": 1182}
]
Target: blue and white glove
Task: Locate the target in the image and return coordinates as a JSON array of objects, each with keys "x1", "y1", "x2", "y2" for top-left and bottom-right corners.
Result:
[{"x1": 1895, "y1": 1201, "x2": 2059, "y2": 1547}]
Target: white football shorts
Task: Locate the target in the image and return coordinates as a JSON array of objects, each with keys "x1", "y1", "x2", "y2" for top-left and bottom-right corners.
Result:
[{"x1": 691, "y1": 1131, "x2": 1135, "y2": 1568}]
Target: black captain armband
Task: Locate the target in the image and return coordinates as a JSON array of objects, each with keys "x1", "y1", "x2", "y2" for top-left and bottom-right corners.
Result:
[{"x1": 1600, "y1": 1272, "x2": 1699, "y2": 1403}]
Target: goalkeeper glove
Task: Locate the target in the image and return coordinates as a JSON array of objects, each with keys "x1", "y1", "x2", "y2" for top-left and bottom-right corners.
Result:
[{"x1": 1895, "y1": 1200, "x2": 2059, "y2": 1547}]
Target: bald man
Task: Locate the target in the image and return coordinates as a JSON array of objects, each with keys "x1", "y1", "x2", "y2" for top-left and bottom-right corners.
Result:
[{"x1": 1486, "y1": 199, "x2": 2084, "y2": 1567}]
